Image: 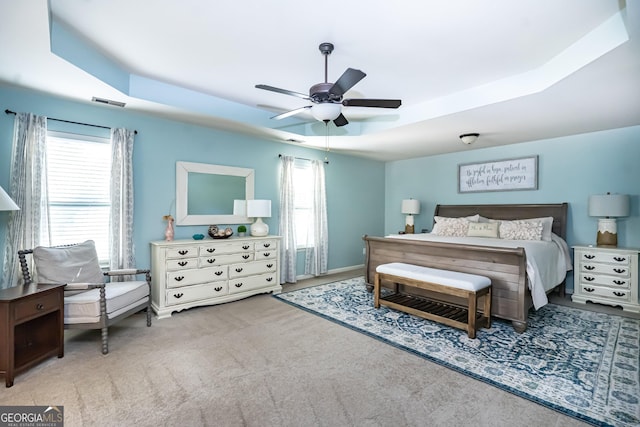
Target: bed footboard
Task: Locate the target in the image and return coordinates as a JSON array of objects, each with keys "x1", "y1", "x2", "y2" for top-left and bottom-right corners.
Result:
[{"x1": 363, "y1": 235, "x2": 531, "y2": 333}]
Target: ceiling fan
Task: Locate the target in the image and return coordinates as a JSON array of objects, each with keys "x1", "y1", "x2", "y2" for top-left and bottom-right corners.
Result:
[{"x1": 256, "y1": 42, "x2": 401, "y2": 127}]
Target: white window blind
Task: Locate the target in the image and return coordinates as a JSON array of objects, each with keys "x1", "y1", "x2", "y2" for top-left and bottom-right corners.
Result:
[
  {"x1": 294, "y1": 159, "x2": 314, "y2": 249},
  {"x1": 45, "y1": 132, "x2": 111, "y2": 263}
]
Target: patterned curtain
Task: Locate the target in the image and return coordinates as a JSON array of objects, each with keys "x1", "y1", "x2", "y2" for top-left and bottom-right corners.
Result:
[
  {"x1": 304, "y1": 159, "x2": 328, "y2": 276},
  {"x1": 1, "y1": 113, "x2": 49, "y2": 289},
  {"x1": 109, "y1": 128, "x2": 136, "y2": 278},
  {"x1": 278, "y1": 155, "x2": 297, "y2": 283}
]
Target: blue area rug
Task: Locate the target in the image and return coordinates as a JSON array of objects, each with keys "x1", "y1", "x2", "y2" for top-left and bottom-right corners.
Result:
[{"x1": 274, "y1": 277, "x2": 640, "y2": 427}]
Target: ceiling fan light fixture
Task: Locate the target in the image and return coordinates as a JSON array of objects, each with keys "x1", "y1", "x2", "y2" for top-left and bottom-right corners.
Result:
[
  {"x1": 311, "y1": 103, "x2": 342, "y2": 122},
  {"x1": 459, "y1": 133, "x2": 479, "y2": 145}
]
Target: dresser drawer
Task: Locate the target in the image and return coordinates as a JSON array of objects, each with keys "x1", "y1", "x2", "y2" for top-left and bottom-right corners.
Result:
[
  {"x1": 14, "y1": 291, "x2": 61, "y2": 323},
  {"x1": 255, "y1": 249, "x2": 277, "y2": 260},
  {"x1": 580, "y1": 263, "x2": 630, "y2": 277},
  {"x1": 166, "y1": 281, "x2": 228, "y2": 306},
  {"x1": 578, "y1": 251, "x2": 630, "y2": 265},
  {"x1": 255, "y1": 240, "x2": 278, "y2": 251},
  {"x1": 578, "y1": 273, "x2": 631, "y2": 289},
  {"x1": 229, "y1": 272, "x2": 278, "y2": 294},
  {"x1": 578, "y1": 284, "x2": 630, "y2": 302},
  {"x1": 167, "y1": 267, "x2": 227, "y2": 289},
  {"x1": 228, "y1": 260, "x2": 277, "y2": 278},
  {"x1": 199, "y1": 253, "x2": 254, "y2": 268},
  {"x1": 166, "y1": 246, "x2": 199, "y2": 259},
  {"x1": 166, "y1": 257, "x2": 198, "y2": 271},
  {"x1": 200, "y1": 241, "x2": 253, "y2": 256}
]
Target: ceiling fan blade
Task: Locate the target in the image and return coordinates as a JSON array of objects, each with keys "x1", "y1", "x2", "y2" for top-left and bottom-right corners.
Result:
[
  {"x1": 256, "y1": 84, "x2": 310, "y2": 100},
  {"x1": 329, "y1": 68, "x2": 366, "y2": 97},
  {"x1": 342, "y1": 98, "x2": 402, "y2": 108},
  {"x1": 271, "y1": 106, "x2": 311, "y2": 120},
  {"x1": 333, "y1": 113, "x2": 349, "y2": 127}
]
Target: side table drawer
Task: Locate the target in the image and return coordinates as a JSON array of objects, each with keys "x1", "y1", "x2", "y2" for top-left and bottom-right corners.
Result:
[
  {"x1": 579, "y1": 285, "x2": 630, "y2": 302},
  {"x1": 14, "y1": 292, "x2": 61, "y2": 323}
]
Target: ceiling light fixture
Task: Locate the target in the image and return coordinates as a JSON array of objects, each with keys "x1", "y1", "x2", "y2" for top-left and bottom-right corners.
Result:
[
  {"x1": 311, "y1": 103, "x2": 342, "y2": 122},
  {"x1": 459, "y1": 133, "x2": 479, "y2": 145}
]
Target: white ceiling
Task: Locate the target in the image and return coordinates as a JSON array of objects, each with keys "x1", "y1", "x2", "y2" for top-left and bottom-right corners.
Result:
[{"x1": 1, "y1": 0, "x2": 639, "y2": 161}]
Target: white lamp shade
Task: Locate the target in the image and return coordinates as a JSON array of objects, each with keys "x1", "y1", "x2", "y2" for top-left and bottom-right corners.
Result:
[
  {"x1": 233, "y1": 199, "x2": 247, "y2": 216},
  {"x1": 0, "y1": 186, "x2": 19, "y2": 211},
  {"x1": 311, "y1": 103, "x2": 342, "y2": 122},
  {"x1": 247, "y1": 199, "x2": 271, "y2": 218},
  {"x1": 401, "y1": 199, "x2": 420, "y2": 215},
  {"x1": 588, "y1": 194, "x2": 629, "y2": 217}
]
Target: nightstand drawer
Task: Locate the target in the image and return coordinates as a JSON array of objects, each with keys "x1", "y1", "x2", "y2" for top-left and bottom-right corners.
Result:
[
  {"x1": 579, "y1": 285, "x2": 630, "y2": 301},
  {"x1": 578, "y1": 252, "x2": 630, "y2": 265},
  {"x1": 14, "y1": 291, "x2": 61, "y2": 323},
  {"x1": 579, "y1": 274, "x2": 630, "y2": 289},
  {"x1": 580, "y1": 263, "x2": 630, "y2": 277}
]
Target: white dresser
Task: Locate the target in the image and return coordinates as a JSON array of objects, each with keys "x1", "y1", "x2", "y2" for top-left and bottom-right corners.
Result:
[
  {"x1": 572, "y1": 245, "x2": 640, "y2": 313},
  {"x1": 150, "y1": 236, "x2": 281, "y2": 319}
]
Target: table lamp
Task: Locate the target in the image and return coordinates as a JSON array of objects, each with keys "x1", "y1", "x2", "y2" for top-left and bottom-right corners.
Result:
[
  {"x1": 401, "y1": 199, "x2": 420, "y2": 234},
  {"x1": 247, "y1": 199, "x2": 271, "y2": 237},
  {"x1": 0, "y1": 185, "x2": 19, "y2": 212},
  {"x1": 588, "y1": 192, "x2": 629, "y2": 247}
]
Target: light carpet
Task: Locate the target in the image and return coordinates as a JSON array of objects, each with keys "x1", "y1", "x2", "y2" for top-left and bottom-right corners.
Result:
[{"x1": 274, "y1": 277, "x2": 640, "y2": 427}]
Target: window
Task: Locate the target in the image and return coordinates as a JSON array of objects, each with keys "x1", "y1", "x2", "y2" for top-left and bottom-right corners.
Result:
[
  {"x1": 44, "y1": 131, "x2": 111, "y2": 264},
  {"x1": 293, "y1": 159, "x2": 314, "y2": 249}
]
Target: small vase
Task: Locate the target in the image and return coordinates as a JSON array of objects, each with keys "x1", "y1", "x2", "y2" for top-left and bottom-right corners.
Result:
[{"x1": 165, "y1": 219, "x2": 174, "y2": 241}]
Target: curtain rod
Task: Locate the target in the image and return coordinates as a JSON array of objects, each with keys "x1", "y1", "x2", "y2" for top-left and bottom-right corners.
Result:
[
  {"x1": 5, "y1": 109, "x2": 137, "y2": 134},
  {"x1": 279, "y1": 154, "x2": 329, "y2": 164}
]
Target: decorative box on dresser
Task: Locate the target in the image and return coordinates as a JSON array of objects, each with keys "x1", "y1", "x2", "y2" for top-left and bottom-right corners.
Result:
[
  {"x1": 572, "y1": 245, "x2": 640, "y2": 313},
  {"x1": 151, "y1": 236, "x2": 281, "y2": 319}
]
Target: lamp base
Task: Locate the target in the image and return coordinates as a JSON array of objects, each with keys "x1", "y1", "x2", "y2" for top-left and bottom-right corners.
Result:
[
  {"x1": 596, "y1": 218, "x2": 618, "y2": 247},
  {"x1": 405, "y1": 224, "x2": 415, "y2": 234},
  {"x1": 250, "y1": 217, "x2": 269, "y2": 237}
]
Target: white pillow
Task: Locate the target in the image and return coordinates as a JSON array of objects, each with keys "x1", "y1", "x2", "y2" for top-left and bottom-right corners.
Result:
[
  {"x1": 432, "y1": 216, "x2": 472, "y2": 237},
  {"x1": 33, "y1": 240, "x2": 104, "y2": 284},
  {"x1": 519, "y1": 217, "x2": 554, "y2": 241},
  {"x1": 467, "y1": 222, "x2": 499, "y2": 238},
  {"x1": 499, "y1": 220, "x2": 543, "y2": 241}
]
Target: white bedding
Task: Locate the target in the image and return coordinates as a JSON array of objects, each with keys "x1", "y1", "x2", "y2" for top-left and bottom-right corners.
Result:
[{"x1": 386, "y1": 233, "x2": 572, "y2": 309}]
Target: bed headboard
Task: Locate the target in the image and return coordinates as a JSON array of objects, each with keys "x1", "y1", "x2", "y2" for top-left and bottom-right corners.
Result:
[{"x1": 434, "y1": 203, "x2": 568, "y2": 239}]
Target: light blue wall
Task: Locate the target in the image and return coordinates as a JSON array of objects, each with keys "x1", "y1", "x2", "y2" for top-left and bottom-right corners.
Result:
[
  {"x1": 385, "y1": 126, "x2": 640, "y2": 249},
  {"x1": 0, "y1": 85, "x2": 385, "y2": 277}
]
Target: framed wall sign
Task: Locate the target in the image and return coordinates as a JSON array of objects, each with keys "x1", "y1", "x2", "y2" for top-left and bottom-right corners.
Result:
[{"x1": 458, "y1": 156, "x2": 538, "y2": 193}]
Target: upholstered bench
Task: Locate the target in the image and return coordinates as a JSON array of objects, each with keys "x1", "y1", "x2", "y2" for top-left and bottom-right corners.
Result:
[{"x1": 374, "y1": 262, "x2": 492, "y2": 338}]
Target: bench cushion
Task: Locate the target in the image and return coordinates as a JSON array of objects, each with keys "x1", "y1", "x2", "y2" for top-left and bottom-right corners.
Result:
[{"x1": 376, "y1": 262, "x2": 491, "y2": 291}]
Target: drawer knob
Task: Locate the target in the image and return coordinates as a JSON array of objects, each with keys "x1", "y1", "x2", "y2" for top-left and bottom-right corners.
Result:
[
  {"x1": 584, "y1": 287, "x2": 595, "y2": 293},
  {"x1": 613, "y1": 268, "x2": 626, "y2": 274},
  {"x1": 207, "y1": 248, "x2": 215, "y2": 253},
  {"x1": 267, "y1": 263, "x2": 273, "y2": 269},
  {"x1": 584, "y1": 276, "x2": 594, "y2": 282},
  {"x1": 613, "y1": 291, "x2": 626, "y2": 297},
  {"x1": 263, "y1": 243, "x2": 271, "y2": 248},
  {"x1": 174, "y1": 293, "x2": 184, "y2": 299},
  {"x1": 174, "y1": 276, "x2": 184, "y2": 282},
  {"x1": 178, "y1": 261, "x2": 188, "y2": 267},
  {"x1": 584, "y1": 265, "x2": 595, "y2": 270},
  {"x1": 613, "y1": 280, "x2": 626, "y2": 286},
  {"x1": 242, "y1": 254, "x2": 250, "y2": 259},
  {"x1": 36, "y1": 303, "x2": 45, "y2": 310},
  {"x1": 266, "y1": 277, "x2": 273, "y2": 282},
  {"x1": 584, "y1": 254, "x2": 595, "y2": 259},
  {"x1": 613, "y1": 256, "x2": 626, "y2": 262},
  {"x1": 242, "y1": 245, "x2": 250, "y2": 250},
  {"x1": 263, "y1": 252, "x2": 271, "y2": 257},
  {"x1": 207, "y1": 258, "x2": 216, "y2": 264},
  {"x1": 215, "y1": 271, "x2": 223, "y2": 276},
  {"x1": 214, "y1": 286, "x2": 222, "y2": 292},
  {"x1": 235, "y1": 283, "x2": 243, "y2": 288},
  {"x1": 235, "y1": 267, "x2": 243, "y2": 273},
  {"x1": 178, "y1": 250, "x2": 189, "y2": 255}
]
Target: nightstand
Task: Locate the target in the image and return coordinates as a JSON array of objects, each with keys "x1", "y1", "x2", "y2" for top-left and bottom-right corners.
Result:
[
  {"x1": 0, "y1": 284, "x2": 64, "y2": 387},
  {"x1": 572, "y1": 245, "x2": 640, "y2": 313}
]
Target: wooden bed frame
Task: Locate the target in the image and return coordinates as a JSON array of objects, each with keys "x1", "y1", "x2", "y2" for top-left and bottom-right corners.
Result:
[{"x1": 363, "y1": 203, "x2": 568, "y2": 333}]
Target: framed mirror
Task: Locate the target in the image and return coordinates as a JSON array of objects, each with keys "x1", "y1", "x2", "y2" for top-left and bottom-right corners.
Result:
[{"x1": 175, "y1": 161, "x2": 254, "y2": 225}]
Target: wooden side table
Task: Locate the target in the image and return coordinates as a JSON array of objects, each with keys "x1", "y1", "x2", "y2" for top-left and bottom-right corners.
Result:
[{"x1": 0, "y1": 284, "x2": 64, "y2": 387}]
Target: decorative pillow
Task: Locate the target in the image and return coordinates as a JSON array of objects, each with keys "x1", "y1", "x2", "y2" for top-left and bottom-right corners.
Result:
[
  {"x1": 499, "y1": 220, "x2": 543, "y2": 241},
  {"x1": 33, "y1": 240, "x2": 104, "y2": 284},
  {"x1": 519, "y1": 217, "x2": 554, "y2": 241},
  {"x1": 432, "y1": 217, "x2": 472, "y2": 237},
  {"x1": 467, "y1": 222, "x2": 499, "y2": 238}
]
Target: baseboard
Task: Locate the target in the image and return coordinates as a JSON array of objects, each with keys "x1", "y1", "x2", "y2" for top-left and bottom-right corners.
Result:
[{"x1": 295, "y1": 264, "x2": 364, "y2": 281}]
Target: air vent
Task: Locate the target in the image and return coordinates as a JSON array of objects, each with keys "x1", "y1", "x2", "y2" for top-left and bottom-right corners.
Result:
[{"x1": 91, "y1": 97, "x2": 126, "y2": 108}]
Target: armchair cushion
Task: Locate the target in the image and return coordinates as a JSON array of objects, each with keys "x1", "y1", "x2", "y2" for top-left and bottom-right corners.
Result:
[
  {"x1": 64, "y1": 281, "x2": 150, "y2": 324},
  {"x1": 33, "y1": 240, "x2": 104, "y2": 285}
]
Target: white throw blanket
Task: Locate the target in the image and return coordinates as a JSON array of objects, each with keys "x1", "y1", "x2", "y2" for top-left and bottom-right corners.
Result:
[{"x1": 387, "y1": 233, "x2": 573, "y2": 309}]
